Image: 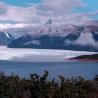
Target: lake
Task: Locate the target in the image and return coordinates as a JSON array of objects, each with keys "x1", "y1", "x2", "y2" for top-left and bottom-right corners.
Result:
[{"x1": 0, "y1": 60, "x2": 98, "y2": 80}]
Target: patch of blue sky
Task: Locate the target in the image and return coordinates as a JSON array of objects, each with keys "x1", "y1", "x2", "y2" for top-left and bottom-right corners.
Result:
[
  {"x1": 75, "y1": 0, "x2": 98, "y2": 12},
  {"x1": 74, "y1": 0, "x2": 98, "y2": 20},
  {"x1": 0, "y1": 0, "x2": 42, "y2": 7}
]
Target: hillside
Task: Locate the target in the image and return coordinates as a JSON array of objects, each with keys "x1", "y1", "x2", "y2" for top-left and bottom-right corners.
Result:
[{"x1": 70, "y1": 54, "x2": 98, "y2": 62}]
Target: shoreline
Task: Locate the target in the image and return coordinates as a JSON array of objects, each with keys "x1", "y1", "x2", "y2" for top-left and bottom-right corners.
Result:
[{"x1": 69, "y1": 58, "x2": 98, "y2": 62}]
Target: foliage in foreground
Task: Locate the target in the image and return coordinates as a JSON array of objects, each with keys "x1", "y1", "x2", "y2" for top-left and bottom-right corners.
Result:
[{"x1": 0, "y1": 71, "x2": 98, "y2": 98}]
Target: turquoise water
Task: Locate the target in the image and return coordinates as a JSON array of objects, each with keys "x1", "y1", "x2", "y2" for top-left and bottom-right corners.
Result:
[{"x1": 0, "y1": 60, "x2": 98, "y2": 79}]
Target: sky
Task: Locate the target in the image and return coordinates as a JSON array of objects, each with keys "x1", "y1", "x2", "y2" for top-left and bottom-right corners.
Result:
[{"x1": 0, "y1": 0, "x2": 98, "y2": 26}]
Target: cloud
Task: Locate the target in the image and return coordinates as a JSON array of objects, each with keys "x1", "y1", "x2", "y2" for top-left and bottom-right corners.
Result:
[
  {"x1": 0, "y1": 0, "x2": 97, "y2": 26},
  {"x1": 75, "y1": 32, "x2": 96, "y2": 46},
  {"x1": 0, "y1": 2, "x2": 39, "y2": 23},
  {"x1": 73, "y1": 32, "x2": 98, "y2": 49},
  {"x1": 0, "y1": 2, "x2": 9, "y2": 15},
  {"x1": 37, "y1": 0, "x2": 84, "y2": 16},
  {"x1": 0, "y1": 23, "x2": 33, "y2": 30}
]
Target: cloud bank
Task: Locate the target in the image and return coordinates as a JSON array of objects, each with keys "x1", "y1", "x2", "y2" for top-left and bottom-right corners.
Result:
[{"x1": 0, "y1": 0, "x2": 98, "y2": 25}]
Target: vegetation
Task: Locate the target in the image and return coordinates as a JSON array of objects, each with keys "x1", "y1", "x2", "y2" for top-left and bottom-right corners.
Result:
[
  {"x1": 0, "y1": 71, "x2": 98, "y2": 98},
  {"x1": 71, "y1": 54, "x2": 98, "y2": 60}
]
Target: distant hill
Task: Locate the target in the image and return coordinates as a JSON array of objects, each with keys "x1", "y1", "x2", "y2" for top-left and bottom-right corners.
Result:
[{"x1": 70, "y1": 54, "x2": 98, "y2": 61}]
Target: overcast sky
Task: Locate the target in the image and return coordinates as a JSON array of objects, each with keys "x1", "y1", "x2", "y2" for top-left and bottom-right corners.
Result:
[{"x1": 0, "y1": 0, "x2": 98, "y2": 25}]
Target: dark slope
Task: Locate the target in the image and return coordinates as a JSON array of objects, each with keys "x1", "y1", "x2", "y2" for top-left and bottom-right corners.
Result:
[{"x1": 0, "y1": 32, "x2": 14, "y2": 45}]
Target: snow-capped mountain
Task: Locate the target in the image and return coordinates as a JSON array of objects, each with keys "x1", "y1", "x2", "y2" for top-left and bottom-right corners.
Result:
[
  {"x1": 0, "y1": 32, "x2": 14, "y2": 45},
  {"x1": 3, "y1": 20, "x2": 98, "y2": 39},
  {"x1": 45, "y1": 19, "x2": 53, "y2": 25},
  {"x1": 1, "y1": 19, "x2": 84, "y2": 38},
  {"x1": 1, "y1": 19, "x2": 98, "y2": 52}
]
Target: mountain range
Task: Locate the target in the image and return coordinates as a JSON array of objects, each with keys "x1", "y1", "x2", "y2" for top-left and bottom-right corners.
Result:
[{"x1": 1, "y1": 19, "x2": 98, "y2": 52}]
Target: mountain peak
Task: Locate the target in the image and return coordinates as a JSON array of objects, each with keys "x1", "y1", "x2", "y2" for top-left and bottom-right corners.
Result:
[{"x1": 45, "y1": 19, "x2": 53, "y2": 25}]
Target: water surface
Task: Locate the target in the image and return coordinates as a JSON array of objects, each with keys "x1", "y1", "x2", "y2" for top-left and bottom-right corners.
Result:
[{"x1": 0, "y1": 60, "x2": 98, "y2": 79}]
